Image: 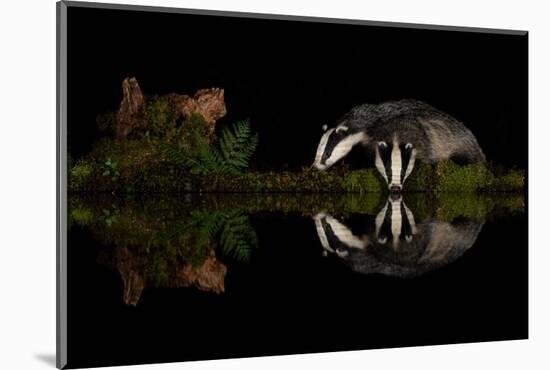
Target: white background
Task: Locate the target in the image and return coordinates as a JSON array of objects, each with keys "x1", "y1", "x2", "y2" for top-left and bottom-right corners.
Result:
[{"x1": 0, "y1": 0, "x2": 548, "y2": 369}]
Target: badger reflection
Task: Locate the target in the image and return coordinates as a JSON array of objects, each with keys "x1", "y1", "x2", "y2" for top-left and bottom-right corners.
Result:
[{"x1": 313, "y1": 195, "x2": 484, "y2": 278}]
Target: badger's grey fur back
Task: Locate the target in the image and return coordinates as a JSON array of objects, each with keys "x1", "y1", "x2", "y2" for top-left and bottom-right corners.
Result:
[
  {"x1": 313, "y1": 195, "x2": 484, "y2": 279},
  {"x1": 340, "y1": 218, "x2": 483, "y2": 279},
  {"x1": 313, "y1": 99, "x2": 486, "y2": 190},
  {"x1": 365, "y1": 100, "x2": 486, "y2": 164}
]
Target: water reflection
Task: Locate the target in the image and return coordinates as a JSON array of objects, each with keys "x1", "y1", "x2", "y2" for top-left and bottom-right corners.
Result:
[
  {"x1": 114, "y1": 246, "x2": 227, "y2": 306},
  {"x1": 69, "y1": 193, "x2": 523, "y2": 305},
  {"x1": 314, "y1": 194, "x2": 484, "y2": 278},
  {"x1": 91, "y1": 208, "x2": 257, "y2": 305}
]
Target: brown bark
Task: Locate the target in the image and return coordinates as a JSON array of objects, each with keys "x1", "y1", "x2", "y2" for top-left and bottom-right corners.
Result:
[
  {"x1": 176, "y1": 249, "x2": 227, "y2": 294},
  {"x1": 167, "y1": 88, "x2": 227, "y2": 133},
  {"x1": 115, "y1": 77, "x2": 146, "y2": 139},
  {"x1": 114, "y1": 77, "x2": 226, "y2": 139},
  {"x1": 115, "y1": 246, "x2": 226, "y2": 305}
]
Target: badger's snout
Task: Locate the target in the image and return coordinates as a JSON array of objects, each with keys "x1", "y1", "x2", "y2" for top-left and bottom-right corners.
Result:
[
  {"x1": 389, "y1": 192, "x2": 403, "y2": 202},
  {"x1": 312, "y1": 162, "x2": 327, "y2": 171},
  {"x1": 313, "y1": 127, "x2": 368, "y2": 173},
  {"x1": 389, "y1": 185, "x2": 402, "y2": 193}
]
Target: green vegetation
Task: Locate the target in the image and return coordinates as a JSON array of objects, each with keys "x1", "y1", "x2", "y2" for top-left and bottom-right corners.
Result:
[
  {"x1": 160, "y1": 209, "x2": 258, "y2": 264},
  {"x1": 69, "y1": 96, "x2": 524, "y2": 194},
  {"x1": 101, "y1": 158, "x2": 120, "y2": 182},
  {"x1": 68, "y1": 160, "x2": 94, "y2": 190},
  {"x1": 68, "y1": 159, "x2": 524, "y2": 194},
  {"x1": 69, "y1": 192, "x2": 524, "y2": 231},
  {"x1": 406, "y1": 192, "x2": 524, "y2": 221},
  {"x1": 343, "y1": 169, "x2": 385, "y2": 193},
  {"x1": 144, "y1": 96, "x2": 178, "y2": 141},
  {"x1": 405, "y1": 161, "x2": 525, "y2": 193},
  {"x1": 161, "y1": 119, "x2": 258, "y2": 175},
  {"x1": 69, "y1": 205, "x2": 94, "y2": 226},
  {"x1": 69, "y1": 195, "x2": 259, "y2": 268},
  {"x1": 68, "y1": 192, "x2": 523, "y2": 287}
]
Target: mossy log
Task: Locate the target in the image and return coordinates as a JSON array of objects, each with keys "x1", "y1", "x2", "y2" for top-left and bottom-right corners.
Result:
[{"x1": 69, "y1": 159, "x2": 524, "y2": 194}]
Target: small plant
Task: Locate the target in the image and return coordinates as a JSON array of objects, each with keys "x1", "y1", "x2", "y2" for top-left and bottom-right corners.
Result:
[
  {"x1": 161, "y1": 119, "x2": 258, "y2": 175},
  {"x1": 102, "y1": 206, "x2": 120, "y2": 227},
  {"x1": 102, "y1": 158, "x2": 121, "y2": 181},
  {"x1": 69, "y1": 161, "x2": 93, "y2": 180},
  {"x1": 70, "y1": 207, "x2": 94, "y2": 226},
  {"x1": 68, "y1": 160, "x2": 94, "y2": 190}
]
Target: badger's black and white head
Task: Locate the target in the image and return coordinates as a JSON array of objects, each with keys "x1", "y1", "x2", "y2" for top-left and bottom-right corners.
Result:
[
  {"x1": 313, "y1": 212, "x2": 366, "y2": 258},
  {"x1": 374, "y1": 194, "x2": 416, "y2": 248},
  {"x1": 374, "y1": 138, "x2": 417, "y2": 192},
  {"x1": 312, "y1": 124, "x2": 368, "y2": 171}
]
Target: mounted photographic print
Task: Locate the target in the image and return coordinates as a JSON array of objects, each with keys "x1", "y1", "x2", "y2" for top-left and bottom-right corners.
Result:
[{"x1": 57, "y1": 1, "x2": 528, "y2": 368}]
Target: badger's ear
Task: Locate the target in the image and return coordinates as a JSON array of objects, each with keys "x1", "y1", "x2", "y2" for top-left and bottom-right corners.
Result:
[
  {"x1": 378, "y1": 141, "x2": 388, "y2": 149},
  {"x1": 335, "y1": 125, "x2": 349, "y2": 134},
  {"x1": 405, "y1": 143, "x2": 413, "y2": 150},
  {"x1": 322, "y1": 124, "x2": 328, "y2": 132}
]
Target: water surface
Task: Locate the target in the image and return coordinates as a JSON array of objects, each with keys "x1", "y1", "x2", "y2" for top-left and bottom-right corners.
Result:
[{"x1": 67, "y1": 193, "x2": 527, "y2": 368}]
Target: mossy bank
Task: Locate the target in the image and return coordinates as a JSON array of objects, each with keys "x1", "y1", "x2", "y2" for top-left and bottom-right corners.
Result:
[
  {"x1": 69, "y1": 157, "x2": 524, "y2": 194},
  {"x1": 69, "y1": 90, "x2": 525, "y2": 194}
]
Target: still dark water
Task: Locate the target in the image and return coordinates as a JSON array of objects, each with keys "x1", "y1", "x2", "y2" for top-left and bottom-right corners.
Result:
[{"x1": 67, "y1": 193, "x2": 527, "y2": 368}]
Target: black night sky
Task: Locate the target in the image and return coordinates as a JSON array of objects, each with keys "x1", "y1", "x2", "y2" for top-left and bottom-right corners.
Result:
[{"x1": 67, "y1": 6, "x2": 528, "y2": 169}]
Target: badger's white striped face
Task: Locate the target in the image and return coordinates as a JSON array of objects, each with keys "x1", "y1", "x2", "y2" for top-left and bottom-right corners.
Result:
[
  {"x1": 313, "y1": 125, "x2": 367, "y2": 170},
  {"x1": 374, "y1": 140, "x2": 416, "y2": 192},
  {"x1": 313, "y1": 212, "x2": 366, "y2": 258},
  {"x1": 374, "y1": 195, "x2": 416, "y2": 248}
]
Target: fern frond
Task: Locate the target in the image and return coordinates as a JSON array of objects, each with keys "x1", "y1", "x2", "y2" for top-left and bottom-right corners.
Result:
[
  {"x1": 218, "y1": 212, "x2": 258, "y2": 262},
  {"x1": 217, "y1": 119, "x2": 258, "y2": 174},
  {"x1": 159, "y1": 119, "x2": 257, "y2": 175}
]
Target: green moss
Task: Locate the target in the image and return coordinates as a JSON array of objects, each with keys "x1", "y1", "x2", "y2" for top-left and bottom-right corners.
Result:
[
  {"x1": 68, "y1": 160, "x2": 94, "y2": 190},
  {"x1": 434, "y1": 161, "x2": 494, "y2": 192},
  {"x1": 405, "y1": 163, "x2": 437, "y2": 191},
  {"x1": 491, "y1": 169, "x2": 525, "y2": 191},
  {"x1": 173, "y1": 113, "x2": 211, "y2": 154},
  {"x1": 68, "y1": 160, "x2": 525, "y2": 194},
  {"x1": 144, "y1": 96, "x2": 178, "y2": 140},
  {"x1": 69, "y1": 161, "x2": 93, "y2": 179},
  {"x1": 69, "y1": 191, "x2": 524, "y2": 226},
  {"x1": 405, "y1": 161, "x2": 524, "y2": 193},
  {"x1": 69, "y1": 206, "x2": 94, "y2": 226},
  {"x1": 405, "y1": 192, "x2": 525, "y2": 222},
  {"x1": 143, "y1": 97, "x2": 211, "y2": 151},
  {"x1": 89, "y1": 138, "x2": 160, "y2": 170},
  {"x1": 344, "y1": 169, "x2": 385, "y2": 194}
]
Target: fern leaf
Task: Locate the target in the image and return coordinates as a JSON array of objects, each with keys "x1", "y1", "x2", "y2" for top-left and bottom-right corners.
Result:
[
  {"x1": 218, "y1": 212, "x2": 258, "y2": 262},
  {"x1": 217, "y1": 120, "x2": 257, "y2": 173},
  {"x1": 159, "y1": 119, "x2": 258, "y2": 175}
]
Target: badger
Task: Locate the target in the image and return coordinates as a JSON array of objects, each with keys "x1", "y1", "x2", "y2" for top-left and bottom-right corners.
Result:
[
  {"x1": 313, "y1": 212, "x2": 367, "y2": 258},
  {"x1": 313, "y1": 195, "x2": 484, "y2": 278},
  {"x1": 312, "y1": 99, "x2": 486, "y2": 192}
]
